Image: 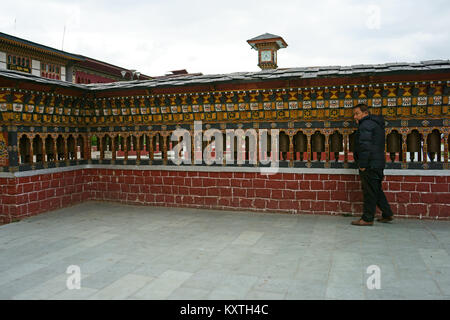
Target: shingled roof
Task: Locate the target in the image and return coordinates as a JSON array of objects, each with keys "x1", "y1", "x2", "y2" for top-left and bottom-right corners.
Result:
[
  {"x1": 1, "y1": 60, "x2": 449, "y2": 92},
  {"x1": 0, "y1": 32, "x2": 83, "y2": 62}
]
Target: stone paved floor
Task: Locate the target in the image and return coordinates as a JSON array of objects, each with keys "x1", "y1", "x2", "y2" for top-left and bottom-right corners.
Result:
[{"x1": 0, "y1": 201, "x2": 449, "y2": 300}]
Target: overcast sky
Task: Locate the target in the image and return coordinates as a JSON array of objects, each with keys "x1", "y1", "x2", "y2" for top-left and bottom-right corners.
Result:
[{"x1": 1, "y1": 0, "x2": 449, "y2": 77}]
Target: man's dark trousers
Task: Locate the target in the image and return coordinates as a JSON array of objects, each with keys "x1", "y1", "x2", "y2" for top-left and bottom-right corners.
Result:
[{"x1": 359, "y1": 168, "x2": 393, "y2": 222}]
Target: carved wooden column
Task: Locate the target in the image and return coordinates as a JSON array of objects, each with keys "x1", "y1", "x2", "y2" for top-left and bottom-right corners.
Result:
[
  {"x1": 444, "y1": 131, "x2": 449, "y2": 166},
  {"x1": 124, "y1": 134, "x2": 129, "y2": 161},
  {"x1": 28, "y1": 134, "x2": 34, "y2": 165},
  {"x1": 136, "y1": 134, "x2": 141, "y2": 162},
  {"x1": 86, "y1": 134, "x2": 91, "y2": 161},
  {"x1": 400, "y1": 129, "x2": 408, "y2": 168},
  {"x1": 305, "y1": 130, "x2": 312, "y2": 165},
  {"x1": 111, "y1": 134, "x2": 116, "y2": 161},
  {"x1": 41, "y1": 135, "x2": 47, "y2": 165},
  {"x1": 149, "y1": 134, "x2": 154, "y2": 163},
  {"x1": 73, "y1": 136, "x2": 78, "y2": 161},
  {"x1": 324, "y1": 133, "x2": 330, "y2": 167},
  {"x1": 255, "y1": 129, "x2": 260, "y2": 167},
  {"x1": 99, "y1": 134, "x2": 105, "y2": 160},
  {"x1": 421, "y1": 128, "x2": 430, "y2": 165},
  {"x1": 51, "y1": 134, "x2": 58, "y2": 163},
  {"x1": 288, "y1": 130, "x2": 294, "y2": 167},
  {"x1": 63, "y1": 135, "x2": 68, "y2": 162},
  {"x1": 162, "y1": 132, "x2": 168, "y2": 165},
  {"x1": 343, "y1": 130, "x2": 349, "y2": 166}
]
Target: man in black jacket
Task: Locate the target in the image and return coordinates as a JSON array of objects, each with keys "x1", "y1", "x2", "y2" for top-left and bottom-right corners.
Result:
[{"x1": 351, "y1": 104, "x2": 394, "y2": 226}]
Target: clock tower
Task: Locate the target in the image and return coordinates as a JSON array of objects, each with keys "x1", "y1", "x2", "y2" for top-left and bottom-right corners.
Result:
[{"x1": 247, "y1": 33, "x2": 288, "y2": 70}]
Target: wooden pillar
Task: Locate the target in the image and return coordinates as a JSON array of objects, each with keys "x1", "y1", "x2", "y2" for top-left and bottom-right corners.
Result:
[
  {"x1": 149, "y1": 134, "x2": 154, "y2": 162},
  {"x1": 401, "y1": 132, "x2": 407, "y2": 166},
  {"x1": 86, "y1": 134, "x2": 91, "y2": 160},
  {"x1": 325, "y1": 133, "x2": 330, "y2": 166},
  {"x1": 52, "y1": 135, "x2": 57, "y2": 162},
  {"x1": 136, "y1": 134, "x2": 141, "y2": 161},
  {"x1": 444, "y1": 133, "x2": 449, "y2": 165},
  {"x1": 99, "y1": 135, "x2": 105, "y2": 160},
  {"x1": 422, "y1": 129, "x2": 429, "y2": 165},
  {"x1": 124, "y1": 135, "x2": 129, "y2": 161},
  {"x1": 162, "y1": 132, "x2": 168, "y2": 165},
  {"x1": 29, "y1": 134, "x2": 34, "y2": 164},
  {"x1": 288, "y1": 133, "x2": 294, "y2": 167},
  {"x1": 306, "y1": 132, "x2": 312, "y2": 164},
  {"x1": 343, "y1": 131, "x2": 349, "y2": 165},
  {"x1": 41, "y1": 135, "x2": 47, "y2": 165}
]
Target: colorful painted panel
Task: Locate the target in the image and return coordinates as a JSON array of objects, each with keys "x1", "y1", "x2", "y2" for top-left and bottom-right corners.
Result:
[{"x1": 0, "y1": 131, "x2": 8, "y2": 166}]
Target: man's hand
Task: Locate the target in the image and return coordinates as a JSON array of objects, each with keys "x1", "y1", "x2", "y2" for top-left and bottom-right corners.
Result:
[{"x1": 359, "y1": 168, "x2": 366, "y2": 171}]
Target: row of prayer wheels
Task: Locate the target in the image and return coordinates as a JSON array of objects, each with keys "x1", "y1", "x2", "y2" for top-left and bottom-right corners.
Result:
[
  {"x1": 387, "y1": 130, "x2": 442, "y2": 162},
  {"x1": 17, "y1": 129, "x2": 444, "y2": 164}
]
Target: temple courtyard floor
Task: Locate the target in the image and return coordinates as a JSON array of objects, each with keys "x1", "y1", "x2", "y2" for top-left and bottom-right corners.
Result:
[{"x1": 0, "y1": 201, "x2": 449, "y2": 300}]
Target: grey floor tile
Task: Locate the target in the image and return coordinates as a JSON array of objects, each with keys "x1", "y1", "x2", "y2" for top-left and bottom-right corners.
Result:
[{"x1": 0, "y1": 202, "x2": 449, "y2": 300}]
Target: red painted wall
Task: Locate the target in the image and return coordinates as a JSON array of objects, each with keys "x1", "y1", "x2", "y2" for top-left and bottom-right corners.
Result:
[
  {"x1": 1, "y1": 168, "x2": 449, "y2": 225},
  {"x1": 0, "y1": 171, "x2": 89, "y2": 224},
  {"x1": 75, "y1": 71, "x2": 117, "y2": 84}
]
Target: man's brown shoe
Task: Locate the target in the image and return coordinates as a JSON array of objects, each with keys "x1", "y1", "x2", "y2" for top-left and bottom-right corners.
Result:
[
  {"x1": 377, "y1": 216, "x2": 394, "y2": 223},
  {"x1": 351, "y1": 219, "x2": 373, "y2": 226}
]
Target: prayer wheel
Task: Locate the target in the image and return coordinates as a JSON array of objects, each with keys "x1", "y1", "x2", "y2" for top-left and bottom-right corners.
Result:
[
  {"x1": 407, "y1": 131, "x2": 421, "y2": 162},
  {"x1": 349, "y1": 132, "x2": 356, "y2": 153},
  {"x1": 387, "y1": 131, "x2": 401, "y2": 162},
  {"x1": 279, "y1": 132, "x2": 289, "y2": 160},
  {"x1": 56, "y1": 136, "x2": 65, "y2": 160},
  {"x1": 77, "y1": 137, "x2": 84, "y2": 159},
  {"x1": 67, "y1": 136, "x2": 76, "y2": 160},
  {"x1": 330, "y1": 132, "x2": 343, "y2": 162},
  {"x1": 127, "y1": 136, "x2": 136, "y2": 151},
  {"x1": 427, "y1": 130, "x2": 441, "y2": 162},
  {"x1": 294, "y1": 132, "x2": 307, "y2": 161},
  {"x1": 45, "y1": 136, "x2": 54, "y2": 161},
  {"x1": 19, "y1": 136, "x2": 31, "y2": 164},
  {"x1": 153, "y1": 134, "x2": 163, "y2": 152},
  {"x1": 311, "y1": 132, "x2": 325, "y2": 161},
  {"x1": 33, "y1": 136, "x2": 43, "y2": 162},
  {"x1": 245, "y1": 136, "x2": 250, "y2": 161}
]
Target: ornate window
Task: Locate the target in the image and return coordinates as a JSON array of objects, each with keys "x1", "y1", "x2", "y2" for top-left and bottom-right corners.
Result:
[
  {"x1": 7, "y1": 54, "x2": 31, "y2": 73},
  {"x1": 41, "y1": 62, "x2": 61, "y2": 80}
]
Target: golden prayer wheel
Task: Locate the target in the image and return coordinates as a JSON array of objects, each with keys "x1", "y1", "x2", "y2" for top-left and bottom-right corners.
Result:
[
  {"x1": 311, "y1": 132, "x2": 325, "y2": 161},
  {"x1": 330, "y1": 132, "x2": 343, "y2": 162},
  {"x1": 294, "y1": 132, "x2": 307, "y2": 161},
  {"x1": 427, "y1": 130, "x2": 441, "y2": 162},
  {"x1": 407, "y1": 131, "x2": 421, "y2": 162},
  {"x1": 387, "y1": 131, "x2": 401, "y2": 162}
]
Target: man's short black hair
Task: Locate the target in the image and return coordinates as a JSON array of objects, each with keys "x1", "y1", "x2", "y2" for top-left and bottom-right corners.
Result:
[{"x1": 354, "y1": 103, "x2": 370, "y2": 113}]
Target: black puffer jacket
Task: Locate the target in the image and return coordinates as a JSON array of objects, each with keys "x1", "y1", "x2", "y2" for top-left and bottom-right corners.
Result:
[{"x1": 353, "y1": 114, "x2": 386, "y2": 169}]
